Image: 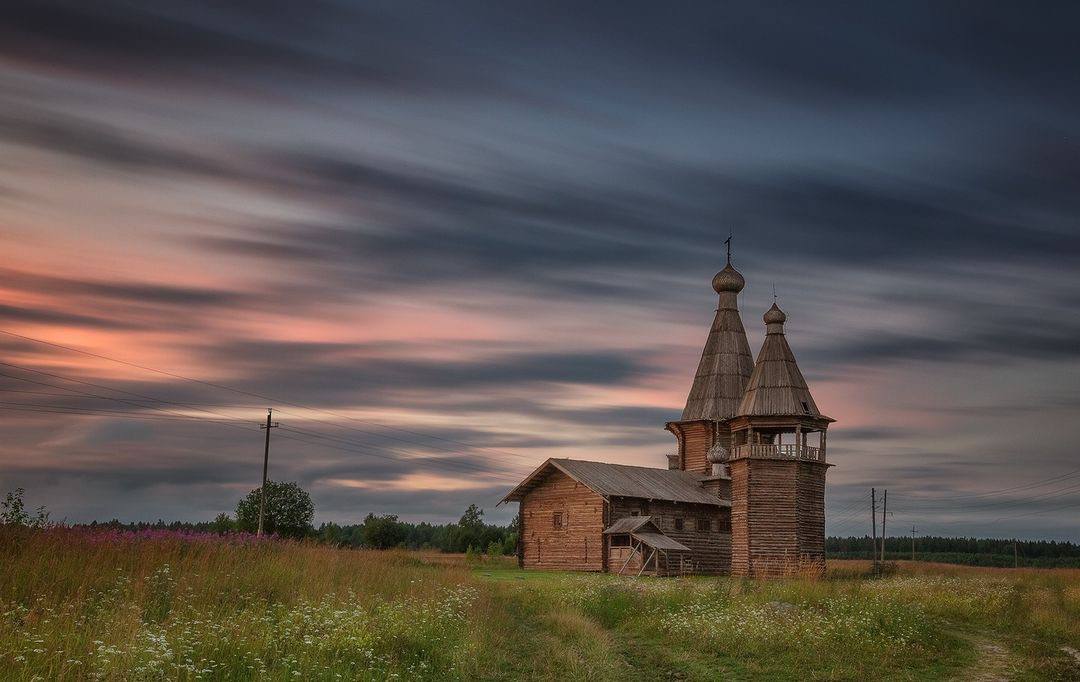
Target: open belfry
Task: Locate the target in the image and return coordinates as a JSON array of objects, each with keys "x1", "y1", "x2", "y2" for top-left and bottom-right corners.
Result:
[{"x1": 502, "y1": 249, "x2": 832, "y2": 577}]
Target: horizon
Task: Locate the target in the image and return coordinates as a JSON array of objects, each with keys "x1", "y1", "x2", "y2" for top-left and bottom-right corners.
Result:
[{"x1": 1, "y1": 2, "x2": 1079, "y2": 541}]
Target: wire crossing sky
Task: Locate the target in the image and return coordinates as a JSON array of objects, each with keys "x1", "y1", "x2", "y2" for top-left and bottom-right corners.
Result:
[{"x1": 1, "y1": 1, "x2": 1079, "y2": 538}]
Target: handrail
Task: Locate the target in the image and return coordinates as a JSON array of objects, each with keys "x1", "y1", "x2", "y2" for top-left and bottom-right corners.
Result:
[{"x1": 729, "y1": 443, "x2": 825, "y2": 462}]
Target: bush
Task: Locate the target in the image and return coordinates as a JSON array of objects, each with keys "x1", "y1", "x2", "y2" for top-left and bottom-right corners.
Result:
[{"x1": 1, "y1": 488, "x2": 50, "y2": 528}]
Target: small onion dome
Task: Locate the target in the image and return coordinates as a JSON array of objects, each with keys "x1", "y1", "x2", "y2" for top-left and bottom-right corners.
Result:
[
  {"x1": 712, "y1": 264, "x2": 745, "y2": 294},
  {"x1": 763, "y1": 302, "x2": 787, "y2": 325},
  {"x1": 706, "y1": 443, "x2": 729, "y2": 463}
]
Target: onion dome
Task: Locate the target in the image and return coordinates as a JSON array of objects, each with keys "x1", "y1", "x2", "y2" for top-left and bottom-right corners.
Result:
[
  {"x1": 712, "y1": 264, "x2": 746, "y2": 294},
  {"x1": 706, "y1": 443, "x2": 729, "y2": 463},
  {"x1": 763, "y1": 302, "x2": 787, "y2": 325}
]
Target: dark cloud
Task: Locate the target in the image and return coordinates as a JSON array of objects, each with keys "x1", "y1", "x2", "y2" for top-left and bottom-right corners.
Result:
[
  {"x1": 0, "y1": 1, "x2": 497, "y2": 96},
  {"x1": 0, "y1": 268, "x2": 253, "y2": 308},
  {"x1": 0, "y1": 109, "x2": 231, "y2": 177},
  {"x1": 0, "y1": 303, "x2": 136, "y2": 330}
]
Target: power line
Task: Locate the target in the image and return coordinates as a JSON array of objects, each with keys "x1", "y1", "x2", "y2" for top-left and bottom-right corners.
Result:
[
  {"x1": 0, "y1": 360, "x2": 253, "y2": 424},
  {"x1": 0, "y1": 404, "x2": 256, "y2": 426}
]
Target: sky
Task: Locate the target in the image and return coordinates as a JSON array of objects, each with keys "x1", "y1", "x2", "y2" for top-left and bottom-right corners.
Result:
[{"x1": 1, "y1": 1, "x2": 1079, "y2": 540}]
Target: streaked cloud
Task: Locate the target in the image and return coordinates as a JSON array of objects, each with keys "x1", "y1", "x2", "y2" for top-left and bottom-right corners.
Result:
[{"x1": 0, "y1": 1, "x2": 1077, "y2": 538}]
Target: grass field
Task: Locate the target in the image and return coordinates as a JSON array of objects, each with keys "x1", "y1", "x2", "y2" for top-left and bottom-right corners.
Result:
[{"x1": 2, "y1": 526, "x2": 1079, "y2": 680}]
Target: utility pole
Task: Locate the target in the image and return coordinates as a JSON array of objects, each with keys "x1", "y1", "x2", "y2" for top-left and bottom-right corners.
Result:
[
  {"x1": 871, "y1": 488, "x2": 877, "y2": 574},
  {"x1": 911, "y1": 525, "x2": 917, "y2": 562},
  {"x1": 258, "y1": 408, "x2": 280, "y2": 537},
  {"x1": 881, "y1": 489, "x2": 888, "y2": 564}
]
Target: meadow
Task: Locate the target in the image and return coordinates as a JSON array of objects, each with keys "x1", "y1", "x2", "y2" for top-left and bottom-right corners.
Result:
[{"x1": 2, "y1": 526, "x2": 1079, "y2": 681}]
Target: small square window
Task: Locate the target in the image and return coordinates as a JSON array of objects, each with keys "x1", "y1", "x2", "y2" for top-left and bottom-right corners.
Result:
[
  {"x1": 697, "y1": 518, "x2": 711, "y2": 532},
  {"x1": 673, "y1": 518, "x2": 684, "y2": 531}
]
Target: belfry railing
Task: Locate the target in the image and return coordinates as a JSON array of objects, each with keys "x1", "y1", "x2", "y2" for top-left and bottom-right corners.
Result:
[{"x1": 730, "y1": 443, "x2": 825, "y2": 462}]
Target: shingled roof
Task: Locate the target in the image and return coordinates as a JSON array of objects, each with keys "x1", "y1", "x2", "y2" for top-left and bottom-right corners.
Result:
[
  {"x1": 500, "y1": 458, "x2": 727, "y2": 506},
  {"x1": 681, "y1": 263, "x2": 754, "y2": 421},
  {"x1": 737, "y1": 302, "x2": 823, "y2": 417}
]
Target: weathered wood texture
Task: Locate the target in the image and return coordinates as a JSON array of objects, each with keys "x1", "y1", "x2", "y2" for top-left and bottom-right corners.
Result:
[
  {"x1": 610, "y1": 498, "x2": 731, "y2": 574},
  {"x1": 795, "y1": 461, "x2": 828, "y2": 575},
  {"x1": 521, "y1": 469, "x2": 605, "y2": 571},
  {"x1": 731, "y1": 458, "x2": 794, "y2": 577},
  {"x1": 730, "y1": 458, "x2": 829, "y2": 577},
  {"x1": 681, "y1": 269, "x2": 754, "y2": 422},
  {"x1": 608, "y1": 545, "x2": 644, "y2": 574},
  {"x1": 700, "y1": 476, "x2": 731, "y2": 501},
  {"x1": 737, "y1": 304, "x2": 822, "y2": 417},
  {"x1": 666, "y1": 420, "x2": 732, "y2": 476},
  {"x1": 504, "y1": 458, "x2": 722, "y2": 506}
]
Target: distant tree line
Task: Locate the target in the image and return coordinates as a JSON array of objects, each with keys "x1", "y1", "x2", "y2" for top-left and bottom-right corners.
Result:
[
  {"x1": 828, "y1": 535, "x2": 1080, "y2": 568},
  {"x1": 317, "y1": 504, "x2": 518, "y2": 555},
  {"x1": 75, "y1": 501, "x2": 518, "y2": 556}
]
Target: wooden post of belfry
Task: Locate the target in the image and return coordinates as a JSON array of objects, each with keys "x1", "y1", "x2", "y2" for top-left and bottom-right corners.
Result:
[
  {"x1": 871, "y1": 488, "x2": 878, "y2": 574},
  {"x1": 881, "y1": 489, "x2": 887, "y2": 565},
  {"x1": 257, "y1": 408, "x2": 279, "y2": 537}
]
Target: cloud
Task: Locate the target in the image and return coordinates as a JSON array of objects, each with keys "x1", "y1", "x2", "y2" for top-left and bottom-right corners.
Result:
[{"x1": 1, "y1": 1, "x2": 1079, "y2": 539}]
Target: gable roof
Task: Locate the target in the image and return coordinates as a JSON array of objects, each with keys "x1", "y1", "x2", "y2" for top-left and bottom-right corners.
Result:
[{"x1": 500, "y1": 458, "x2": 727, "y2": 506}]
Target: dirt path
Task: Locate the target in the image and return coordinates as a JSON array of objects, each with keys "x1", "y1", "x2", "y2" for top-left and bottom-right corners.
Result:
[{"x1": 951, "y1": 631, "x2": 1017, "y2": 682}]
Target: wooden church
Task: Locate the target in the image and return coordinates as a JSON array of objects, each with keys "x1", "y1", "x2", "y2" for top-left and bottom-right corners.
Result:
[{"x1": 501, "y1": 254, "x2": 833, "y2": 577}]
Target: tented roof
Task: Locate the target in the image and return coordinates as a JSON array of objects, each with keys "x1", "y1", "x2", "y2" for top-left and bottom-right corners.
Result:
[
  {"x1": 737, "y1": 303, "x2": 823, "y2": 417},
  {"x1": 681, "y1": 264, "x2": 754, "y2": 421}
]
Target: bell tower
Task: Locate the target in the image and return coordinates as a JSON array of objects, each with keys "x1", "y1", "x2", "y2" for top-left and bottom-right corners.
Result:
[{"x1": 727, "y1": 302, "x2": 834, "y2": 577}]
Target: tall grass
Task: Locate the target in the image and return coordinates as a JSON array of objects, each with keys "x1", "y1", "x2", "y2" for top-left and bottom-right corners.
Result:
[
  {"x1": 0, "y1": 526, "x2": 488, "y2": 680},
  {"x1": 3, "y1": 527, "x2": 1078, "y2": 680}
]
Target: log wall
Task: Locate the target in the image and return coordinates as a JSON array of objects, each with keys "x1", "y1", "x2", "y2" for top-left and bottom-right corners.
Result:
[
  {"x1": 731, "y1": 458, "x2": 795, "y2": 577},
  {"x1": 609, "y1": 498, "x2": 731, "y2": 574},
  {"x1": 730, "y1": 458, "x2": 829, "y2": 577},
  {"x1": 520, "y1": 469, "x2": 605, "y2": 571},
  {"x1": 608, "y1": 546, "x2": 643, "y2": 574},
  {"x1": 667, "y1": 420, "x2": 733, "y2": 475},
  {"x1": 795, "y1": 461, "x2": 828, "y2": 575}
]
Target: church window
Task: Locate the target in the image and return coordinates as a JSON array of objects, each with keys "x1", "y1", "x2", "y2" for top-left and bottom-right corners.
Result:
[
  {"x1": 697, "y1": 518, "x2": 711, "y2": 532},
  {"x1": 552, "y1": 511, "x2": 566, "y2": 529},
  {"x1": 611, "y1": 534, "x2": 630, "y2": 547},
  {"x1": 673, "y1": 517, "x2": 684, "y2": 531}
]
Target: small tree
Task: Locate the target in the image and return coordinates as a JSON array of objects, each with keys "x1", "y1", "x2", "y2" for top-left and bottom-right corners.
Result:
[
  {"x1": 2, "y1": 488, "x2": 50, "y2": 528},
  {"x1": 210, "y1": 512, "x2": 235, "y2": 534},
  {"x1": 235, "y1": 481, "x2": 314, "y2": 538},
  {"x1": 360, "y1": 513, "x2": 407, "y2": 549}
]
